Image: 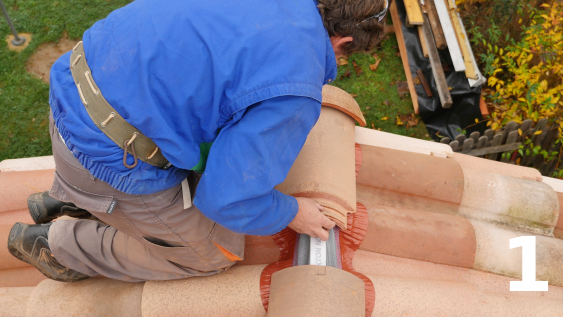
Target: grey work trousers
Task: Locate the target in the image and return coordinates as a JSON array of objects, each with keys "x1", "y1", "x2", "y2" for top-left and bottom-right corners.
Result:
[{"x1": 47, "y1": 114, "x2": 245, "y2": 282}]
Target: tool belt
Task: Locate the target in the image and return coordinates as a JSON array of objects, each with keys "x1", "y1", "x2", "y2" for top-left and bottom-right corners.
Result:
[{"x1": 69, "y1": 41, "x2": 171, "y2": 170}]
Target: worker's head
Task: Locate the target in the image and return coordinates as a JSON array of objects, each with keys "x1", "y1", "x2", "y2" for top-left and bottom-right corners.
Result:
[{"x1": 318, "y1": 0, "x2": 388, "y2": 58}]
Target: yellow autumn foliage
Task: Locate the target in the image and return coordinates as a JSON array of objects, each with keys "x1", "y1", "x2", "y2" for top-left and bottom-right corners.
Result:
[
  {"x1": 486, "y1": 3, "x2": 563, "y2": 139},
  {"x1": 455, "y1": 0, "x2": 487, "y2": 5}
]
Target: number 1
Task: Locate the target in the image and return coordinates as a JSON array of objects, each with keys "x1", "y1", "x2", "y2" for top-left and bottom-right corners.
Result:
[{"x1": 509, "y1": 236, "x2": 548, "y2": 291}]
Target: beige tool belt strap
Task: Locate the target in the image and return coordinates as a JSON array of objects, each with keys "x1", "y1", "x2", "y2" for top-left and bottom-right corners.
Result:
[{"x1": 69, "y1": 41, "x2": 171, "y2": 169}]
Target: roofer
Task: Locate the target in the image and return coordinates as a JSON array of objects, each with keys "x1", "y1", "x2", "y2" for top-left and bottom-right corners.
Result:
[{"x1": 8, "y1": 0, "x2": 387, "y2": 282}]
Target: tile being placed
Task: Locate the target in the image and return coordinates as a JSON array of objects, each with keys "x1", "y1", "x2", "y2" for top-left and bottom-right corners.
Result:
[
  {"x1": 321, "y1": 85, "x2": 366, "y2": 126},
  {"x1": 277, "y1": 106, "x2": 356, "y2": 229}
]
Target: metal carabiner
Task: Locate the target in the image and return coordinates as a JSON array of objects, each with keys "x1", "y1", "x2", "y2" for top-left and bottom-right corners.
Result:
[{"x1": 123, "y1": 134, "x2": 139, "y2": 169}]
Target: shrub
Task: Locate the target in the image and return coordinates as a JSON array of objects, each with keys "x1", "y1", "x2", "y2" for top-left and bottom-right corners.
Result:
[{"x1": 486, "y1": 3, "x2": 562, "y2": 135}]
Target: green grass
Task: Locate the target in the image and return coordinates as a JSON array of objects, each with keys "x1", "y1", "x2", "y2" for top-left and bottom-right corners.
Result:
[
  {"x1": 332, "y1": 35, "x2": 429, "y2": 140},
  {"x1": 0, "y1": 0, "x2": 132, "y2": 161},
  {"x1": 1, "y1": 0, "x2": 428, "y2": 161}
]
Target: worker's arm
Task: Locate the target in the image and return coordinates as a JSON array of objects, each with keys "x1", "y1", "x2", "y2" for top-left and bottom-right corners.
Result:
[{"x1": 194, "y1": 95, "x2": 335, "y2": 237}]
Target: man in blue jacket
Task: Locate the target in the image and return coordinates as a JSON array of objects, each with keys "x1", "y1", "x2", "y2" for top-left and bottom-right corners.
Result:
[{"x1": 8, "y1": 0, "x2": 387, "y2": 282}]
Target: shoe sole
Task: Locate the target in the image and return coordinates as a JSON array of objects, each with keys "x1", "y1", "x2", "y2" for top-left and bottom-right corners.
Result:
[
  {"x1": 7, "y1": 223, "x2": 25, "y2": 261},
  {"x1": 27, "y1": 192, "x2": 92, "y2": 224},
  {"x1": 7, "y1": 223, "x2": 88, "y2": 283},
  {"x1": 27, "y1": 192, "x2": 47, "y2": 224}
]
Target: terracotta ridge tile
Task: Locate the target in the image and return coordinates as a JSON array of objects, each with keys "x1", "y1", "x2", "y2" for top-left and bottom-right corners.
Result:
[
  {"x1": 470, "y1": 219, "x2": 563, "y2": 287},
  {"x1": 450, "y1": 152, "x2": 541, "y2": 180},
  {"x1": 0, "y1": 267, "x2": 46, "y2": 287},
  {"x1": 321, "y1": 85, "x2": 366, "y2": 126},
  {"x1": 0, "y1": 156, "x2": 55, "y2": 172},
  {"x1": 356, "y1": 144, "x2": 464, "y2": 206},
  {"x1": 28, "y1": 277, "x2": 144, "y2": 316},
  {"x1": 354, "y1": 126, "x2": 453, "y2": 155},
  {"x1": 277, "y1": 106, "x2": 356, "y2": 228},
  {"x1": 459, "y1": 168, "x2": 559, "y2": 235},
  {"x1": 359, "y1": 203, "x2": 476, "y2": 268},
  {"x1": 0, "y1": 169, "x2": 54, "y2": 213}
]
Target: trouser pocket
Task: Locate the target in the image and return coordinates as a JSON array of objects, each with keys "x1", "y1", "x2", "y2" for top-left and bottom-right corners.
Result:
[
  {"x1": 50, "y1": 172, "x2": 116, "y2": 214},
  {"x1": 140, "y1": 237, "x2": 218, "y2": 273},
  {"x1": 207, "y1": 222, "x2": 245, "y2": 263}
]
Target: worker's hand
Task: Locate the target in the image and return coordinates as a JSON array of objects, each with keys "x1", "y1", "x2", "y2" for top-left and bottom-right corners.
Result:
[{"x1": 288, "y1": 197, "x2": 336, "y2": 241}]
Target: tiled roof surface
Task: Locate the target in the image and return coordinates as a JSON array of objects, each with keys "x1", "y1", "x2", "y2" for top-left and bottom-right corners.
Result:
[{"x1": 2, "y1": 101, "x2": 563, "y2": 315}]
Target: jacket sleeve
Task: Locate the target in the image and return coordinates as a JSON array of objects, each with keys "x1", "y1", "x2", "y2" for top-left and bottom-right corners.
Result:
[{"x1": 193, "y1": 95, "x2": 321, "y2": 236}]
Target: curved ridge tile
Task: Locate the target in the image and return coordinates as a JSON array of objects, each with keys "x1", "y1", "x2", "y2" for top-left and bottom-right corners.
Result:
[
  {"x1": 555, "y1": 193, "x2": 563, "y2": 233},
  {"x1": 543, "y1": 177, "x2": 563, "y2": 238},
  {"x1": 460, "y1": 168, "x2": 559, "y2": 235},
  {"x1": 237, "y1": 235, "x2": 279, "y2": 266},
  {"x1": 450, "y1": 152, "x2": 542, "y2": 180},
  {"x1": 268, "y1": 266, "x2": 365, "y2": 317},
  {"x1": 276, "y1": 106, "x2": 356, "y2": 228},
  {"x1": 259, "y1": 228, "x2": 297, "y2": 312},
  {"x1": 0, "y1": 267, "x2": 46, "y2": 288},
  {"x1": 322, "y1": 85, "x2": 366, "y2": 126},
  {"x1": 357, "y1": 184, "x2": 461, "y2": 216},
  {"x1": 355, "y1": 126, "x2": 452, "y2": 155},
  {"x1": 353, "y1": 252, "x2": 563, "y2": 316},
  {"x1": 143, "y1": 265, "x2": 267, "y2": 317},
  {"x1": 364, "y1": 274, "x2": 563, "y2": 316},
  {"x1": 26, "y1": 278, "x2": 144, "y2": 317},
  {"x1": 0, "y1": 287, "x2": 34, "y2": 317},
  {"x1": 339, "y1": 203, "x2": 375, "y2": 317},
  {"x1": 353, "y1": 251, "x2": 563, "y2": 300},
  {"x1": 359, "y1": 204, "x2": 476, "y2": 268},
  {"x1": 355, "y1": 143, "x2": 363, "y2": 178},
  {"x1": 471, "y1": 220, "x2": 563, "y2": 287},
  {"x1": 0, "y1": 208, "x2": 33, "y2": 227},
  {"x1": 0, "y1": 170, "x2": 54, "y2": 213},
  {"x1": 542, "y1": 176, "x2": 563, "y2": 194},
  {"x1": 0, "y1": 156, "x2": 55, "y2": 172},
  {"x1": 357, "y1": 145, "x2": 464, "y2": 208}
]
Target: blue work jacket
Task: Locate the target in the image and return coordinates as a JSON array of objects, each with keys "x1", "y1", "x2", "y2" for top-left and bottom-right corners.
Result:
[{"x1": 49, "y1": 0, "x2": 337, "y2": 235}]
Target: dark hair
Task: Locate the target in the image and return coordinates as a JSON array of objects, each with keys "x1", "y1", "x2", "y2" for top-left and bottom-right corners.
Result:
[{"x1": 317, "y1": 0, "x2": 387, "y2": 55}]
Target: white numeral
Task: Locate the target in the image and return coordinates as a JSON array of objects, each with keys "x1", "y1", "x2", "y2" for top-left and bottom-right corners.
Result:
[{"x1": 509, "y1": 236, "x2": 548, "y2": 291}]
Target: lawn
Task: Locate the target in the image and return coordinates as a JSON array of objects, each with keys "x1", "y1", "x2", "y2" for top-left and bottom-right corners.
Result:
[
  {"x1": 0, "y1": 0, "x2": 427, "y2": 161},
  {"x1": 332, "y1": 32, "x2": 429, "y2": 140},
  {"x1": 0, "y1": 0, "x2": 132, "y2": 161}
]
